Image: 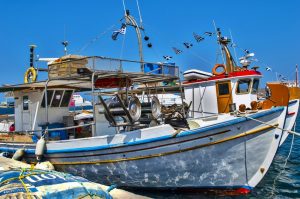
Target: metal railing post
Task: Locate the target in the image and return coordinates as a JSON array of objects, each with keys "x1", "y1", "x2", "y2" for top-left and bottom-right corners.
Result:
[{"x1": 91, "y1": 72, "x2": 96, "y2": 136}]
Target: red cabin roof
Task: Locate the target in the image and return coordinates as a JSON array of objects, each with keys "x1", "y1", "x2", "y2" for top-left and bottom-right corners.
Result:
[{"x1": 183, "y1": 70, "x2": 262, "y2": 85}]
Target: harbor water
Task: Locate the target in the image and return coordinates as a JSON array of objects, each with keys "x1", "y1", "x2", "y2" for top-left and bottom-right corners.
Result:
[{"x1": 132, "y1": 115, "x2": 300, "y2": 198}]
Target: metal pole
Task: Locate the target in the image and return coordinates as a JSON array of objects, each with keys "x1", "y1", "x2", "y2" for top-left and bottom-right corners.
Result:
[
  {"x1": 91, "y1": 72, "x2": 96, "y2": 136},
  {"x1": 296, "y1": 64, "x2": 298, "y2": 87},
  {"x1": 178, "y1": 78, "x2": 186, "y2": 118},
  {"x1": 44, "y1": 79, "x2": 50, "y2": 127}
]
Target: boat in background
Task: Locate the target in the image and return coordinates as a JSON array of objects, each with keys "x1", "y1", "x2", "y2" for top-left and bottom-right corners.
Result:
[
  {"x1": 69, "y1": 93, "x2": 93, "y2": 112},
  {"x1": 0, "y1": 92, "x2": 14, "y2": 115},
  {"x1": 272, "y1": 64, "x2": 300, "y2": 146},
  {"x1": 283, "y1": 64, "x2": 300, "y2": 100}
]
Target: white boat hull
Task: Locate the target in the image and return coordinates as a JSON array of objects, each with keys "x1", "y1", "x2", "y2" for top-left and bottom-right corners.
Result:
[{"x1": 0, "y1": 107, "x2": 286, "y2": 193}]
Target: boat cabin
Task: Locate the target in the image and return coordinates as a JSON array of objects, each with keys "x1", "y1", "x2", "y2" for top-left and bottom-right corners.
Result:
[
  {"x1": 13, "y1": 88, "x2": 74, "y2": 132},
  {"x1": 183, "y1": 69, "x2": 262, "y2": 117}
]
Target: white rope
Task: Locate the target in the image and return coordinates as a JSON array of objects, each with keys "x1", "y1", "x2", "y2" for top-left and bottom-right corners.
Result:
[
  {"x1": 120, "y1": 32, "x2": 126, "y2": 59},
  {"x1": 269, "y1": 122, "x2": 296, "y2": 198},
  {"x1": 122, "y1": 0, "x2": 127, "y2": 15},
  {"x1": 242, "y1": 114, "x2": 300, "y2": 137},
  {"x1": 213, "y1": 20, "x2": 226, "y2": 65},
  {"x1": 229, "y1": 29, "x2": 238, "y2": 62},
  {"x1": 78, "y1": 24, "x2": 116, "y2": 53},
  {"x1": 135, "y1": 0, "x2": 143, "y2": 25}
]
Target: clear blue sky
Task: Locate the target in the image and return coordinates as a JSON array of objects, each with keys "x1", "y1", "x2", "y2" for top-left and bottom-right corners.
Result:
[{"x1": 0, "y1": 1, "x2": 299, "y2": 92}]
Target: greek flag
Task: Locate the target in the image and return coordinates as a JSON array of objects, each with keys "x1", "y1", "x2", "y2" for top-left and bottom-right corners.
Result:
[
  {"x1": 172, "y1": 47, "x2": 182, "y2": 54},
  {"x1": 112, "y1": 23, "x2": 127, "y2": 40},
  {"x1": 163, "y1": 55, "x2": 172, "y2": 60},
  {"x1": 183, "y1": 42, "x2": 193, "y2": 49},
  {"x1": 193, "y1": 32, "x2": 204, "y2": 42},
  {"x1": 204, "y1": 32, "x2": 214, "y2": 36}
]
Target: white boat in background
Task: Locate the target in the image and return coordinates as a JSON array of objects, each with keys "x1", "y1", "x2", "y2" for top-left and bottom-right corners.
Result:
[{"x1": 70, "y1": 94, "x2": 92, "y2": 107}]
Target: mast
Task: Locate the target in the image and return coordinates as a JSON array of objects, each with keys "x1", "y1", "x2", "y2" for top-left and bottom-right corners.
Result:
[
  {"x1": 216, "y1": 28, "x2": 236, "y2": 73},
  {"x1": 296, "y1": 64, "x2": 298, "y2": 87},
  {"x1": 124, "y1": 10, "x2": 144, "y2": 72}
]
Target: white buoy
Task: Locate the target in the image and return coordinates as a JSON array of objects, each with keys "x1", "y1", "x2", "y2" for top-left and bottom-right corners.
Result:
[
  {"x1": 35, "y1": 137, "x2": 46, "y2": 161},
  {"x1": 12, "y1": 148, "x2": 25, "y2": 161},
  {"x1": 35, "y1": 161, "x2": 55, "y2": 171}
]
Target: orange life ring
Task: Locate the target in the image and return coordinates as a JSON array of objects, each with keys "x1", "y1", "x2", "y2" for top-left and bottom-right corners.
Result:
[{"x1": 212, "y1": 64, "x2": 226, "y2": 76}]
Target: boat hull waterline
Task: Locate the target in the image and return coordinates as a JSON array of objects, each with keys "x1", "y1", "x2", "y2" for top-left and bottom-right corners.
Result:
[{"x1": 0, "y1": 107, "x2": 286, "y2": 193}]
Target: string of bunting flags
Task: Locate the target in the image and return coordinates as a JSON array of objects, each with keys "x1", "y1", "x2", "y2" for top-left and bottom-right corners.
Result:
[
  {"x1": 163, "y1": 31, "x2": 215, "y2": 61},
  {"x1": 110, "y1": 23, "x2": 286, "y2": 81},
  {"x1": 111, "y1": 21, "x2": 216, "y2": 62}
]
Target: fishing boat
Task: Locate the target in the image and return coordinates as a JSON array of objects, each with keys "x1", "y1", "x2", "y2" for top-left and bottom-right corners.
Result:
[
  {"x1": 267, "y1": 64, "x2": 300, "y2": 146},
  {"x1": 0, "y1": 21, "x2": 291, "y2": 194}
]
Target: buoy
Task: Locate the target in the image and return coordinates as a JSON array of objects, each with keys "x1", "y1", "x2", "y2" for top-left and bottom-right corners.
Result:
[
  {"x1": 212, "y1": 64, "x2": 226, "y2": 76},
  {"x1": 35, "y1": 137, "x2": 46, "y2": 161},
  {"x1": 35, "y1": 161, "x2": 55, "y2": 171},
  {"x1": 12, "y1": 148, "x2": 25, "y2": 161}
]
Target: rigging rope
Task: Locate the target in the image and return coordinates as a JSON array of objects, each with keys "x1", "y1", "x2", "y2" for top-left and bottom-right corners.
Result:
[
  {"x1": 122, "y1": 0, "x2": 126, "y2": 15},
  {"x1": 135, "y1": 0, "x2": 143, "y2": 25},
  {"x1": 242, "y1": 114, "x2": 300, "y2": 137},
  {"x1": 77, "y1": 24, "x2": 117, "y2": 53},
  {"x1": 269, "y1": 122, "x2": 296, "y2": 198},
  {"x1": 120, "y1": 31, "x2": 126, "y2": 59}
]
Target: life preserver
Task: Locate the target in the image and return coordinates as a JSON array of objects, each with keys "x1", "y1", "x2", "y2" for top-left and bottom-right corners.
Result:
[
  {"x1": 24, "y1": 67, "x2": 37, "y2": 83},
  {"x1": 212, "y1": 64, "x2": 226, "y2": 76}
]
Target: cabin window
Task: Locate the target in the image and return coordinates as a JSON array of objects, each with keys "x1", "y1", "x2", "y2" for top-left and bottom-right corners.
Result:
[
  {"x1": 218, "y1": 83, "x2": 230, "y2": 95},
  {"x1": 23, "y1": 96, "x2": 29, "y2": 111},
  {"x1": 41, "y1": 90, "x2": 73, "y2": 108},
  {"x1": 236, "y1": 79, "x2": 251, "y2": 94},
  {"x1": 60, "y1": 90, "x2": 73, "y2": 107},
  {"x1": 251, "y1": 79, "x2": 260, "y2": 94},
  {"x1": 51, "y1": 90, "x2": 64, "y2": 107},
  {"x1": 41, "y1": 90, "x2": 54, "y2": 108}
]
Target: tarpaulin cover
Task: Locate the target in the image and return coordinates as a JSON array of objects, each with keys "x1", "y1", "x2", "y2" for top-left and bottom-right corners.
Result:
[{"x1": 0, "y1": 169, "x2": 112, "y2": 199}]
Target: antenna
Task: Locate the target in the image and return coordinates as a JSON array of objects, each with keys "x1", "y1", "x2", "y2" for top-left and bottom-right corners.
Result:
[
  {"x1": 296, "y1": 64, "x2": 298, "y2": 87},
  {"x1": 62, "y1": 41, "x2": 69, "y2": 55},
  {"x1": 213, "y1": 20, "x2": 225, "y2": 65},
  {"x1": 62, "y1": 25, "x2": 68, "y2": 55},
  {"x1": 29, "y1": 45, "x2": 37, "y2": 68},
  {"x1": 229, "y1": 29, "x2": 238, "y2": 62}
]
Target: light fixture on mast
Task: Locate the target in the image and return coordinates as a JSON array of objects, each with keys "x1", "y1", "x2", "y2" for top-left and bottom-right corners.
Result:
[{"x1": 62, "y1": 41, "x2": 69, "y2": 55}]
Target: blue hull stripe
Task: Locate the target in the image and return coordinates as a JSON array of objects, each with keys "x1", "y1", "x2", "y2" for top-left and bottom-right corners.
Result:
[{"x1": 0, "y1": 107, "x2": 284, "y2": 154}]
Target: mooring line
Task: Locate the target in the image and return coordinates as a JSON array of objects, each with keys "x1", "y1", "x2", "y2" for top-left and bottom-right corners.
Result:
[
  {"x1": 241, "y1": 114, "x2": 300, "y2": 137},
  {"x1": 269, "y1": 122, "x2": 296, "y2": 198}
]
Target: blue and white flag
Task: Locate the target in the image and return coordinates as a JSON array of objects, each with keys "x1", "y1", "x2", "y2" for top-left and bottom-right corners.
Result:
[
  {"x1": 193, "y1": 32, "x2": 204, "y2": 42},
  {"x1": 204, "y1": 32, "x2": 214, "y2": 36},
  {"x1": 112, "y1": 23, "x2": 127, "y2": 40},
  {"x1": 183, "y1": 42, "x2": 193, "y2": 49},
  {"x1": 266, "y1": 67, "x2": 272, "y2": 71},
  {"x1": 163, "y1": 55, "x2": 172, "y2": 60},
  {"x1": 172, "y1": 47, "x2": 182, "y2": 54}
]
